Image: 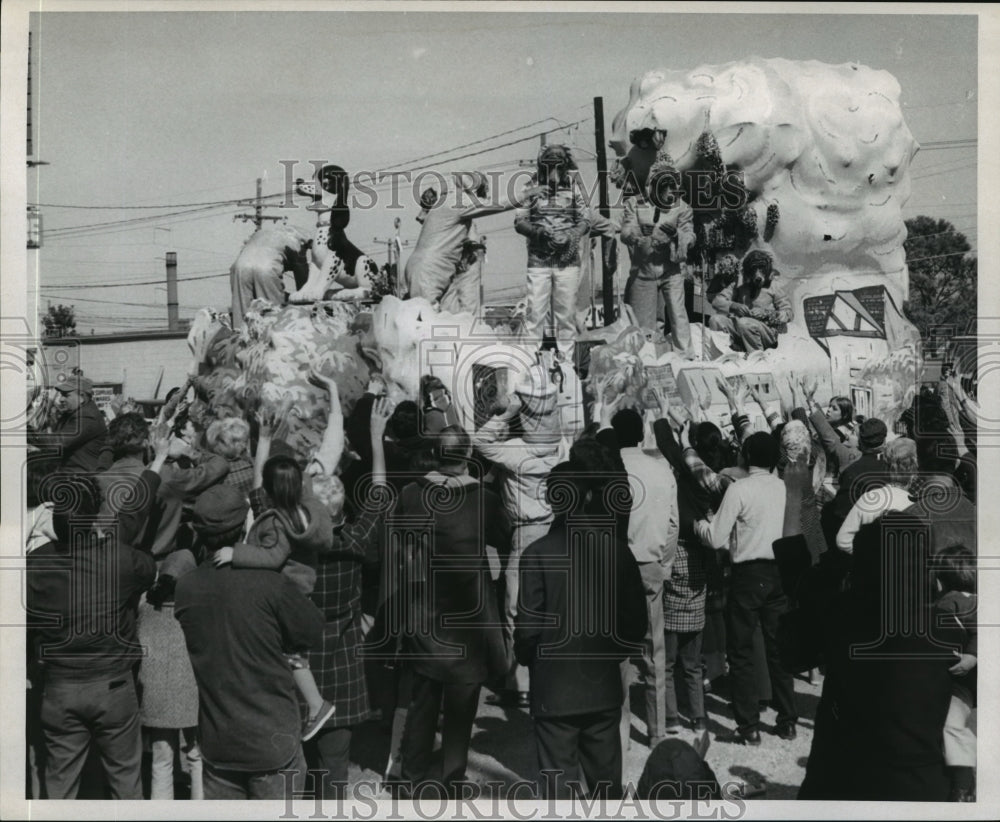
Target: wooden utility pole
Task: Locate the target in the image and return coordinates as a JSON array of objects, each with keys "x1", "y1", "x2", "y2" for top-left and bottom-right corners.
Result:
[
  {"x1": 594, "y1": 97, "x2": 614, "y2": 326},
  {"x1": 235, "y1": 177, "x2": 284, "y2": 231}
]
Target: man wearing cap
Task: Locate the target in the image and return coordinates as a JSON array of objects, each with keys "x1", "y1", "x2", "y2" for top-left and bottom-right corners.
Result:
[
  {"x1": 30, "y1": 375, "x2": 113, "y2": 474},
  {"x1": 175, "y1": 484, "x2": 325, "y2": 800},
  {"x1": 821, "y1": 417, "x2": 889, "y2": 549},
  {"x1": 404, "y1": 171, "x2": 527, "y2": 315}
]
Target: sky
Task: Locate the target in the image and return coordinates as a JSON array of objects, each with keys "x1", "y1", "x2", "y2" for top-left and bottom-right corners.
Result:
[{"x1": 22, "y1": 6, "x2": 980, "y2": 335}]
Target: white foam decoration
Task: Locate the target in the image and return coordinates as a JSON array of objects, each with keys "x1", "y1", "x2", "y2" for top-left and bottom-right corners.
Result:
[{"x1": 611, "y1": 58, "x2": 918, "y2": 310}]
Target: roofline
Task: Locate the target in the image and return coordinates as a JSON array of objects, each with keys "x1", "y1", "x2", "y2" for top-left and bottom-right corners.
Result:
[{"x1": 39, "y1": 329, "x2": 190, "y2": 345}]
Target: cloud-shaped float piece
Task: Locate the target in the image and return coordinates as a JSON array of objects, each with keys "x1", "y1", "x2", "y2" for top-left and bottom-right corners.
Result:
[{"x1": 610, "y1": 57, "x2": 919, "y2": 315}]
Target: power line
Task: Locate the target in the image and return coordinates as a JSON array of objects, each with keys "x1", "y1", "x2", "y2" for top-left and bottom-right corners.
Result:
[
  {"x1": 376, "y1": 116, "x2": 588, "y2": 173},
  {"x1": 39, "y1": 271, "x2": 228, "y2": 289},
  {"x1": 29, "y1": 196, "x2": 247, "y2": 210}
]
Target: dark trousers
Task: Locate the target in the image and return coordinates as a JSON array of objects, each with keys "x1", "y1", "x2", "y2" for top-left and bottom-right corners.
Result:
[
  {"x1": 400, "y1": 672, "x2": 481, "y2": 789},
  {"x1": 534, "y1": 708, "x2": 622, "y2": 800},
  {"x1": 726, "y1": 561, "x2": 797, "y2": 734},
  {"x1": 307, "y1": 726, "x2": 352, "y2": 800},
  {"x1": 664, "y1": 630, "x2": 705, "y2": 723},
  {"x1": 39, "y1": 676, "x2": 143, "y2": 799},
  {"x1": 202, "y1": 748, "x2": 306, "y2": 800}
]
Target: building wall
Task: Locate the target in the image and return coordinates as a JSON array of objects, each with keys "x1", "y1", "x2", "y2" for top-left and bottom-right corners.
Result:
[{"x1": 42, "y1": 333, "x2": 192, "y2": 398}]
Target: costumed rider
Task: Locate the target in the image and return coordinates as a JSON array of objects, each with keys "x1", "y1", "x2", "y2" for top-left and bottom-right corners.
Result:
[
  {"x1": 230, "y1": 224, "x2": 312, "y2": 330},
  {"x1": 290, "y1": 164, "x2": 378, "y2": 303},
  {"x1": 515, "y1": 144, "x2": 591, "y2": 363},
  {"x1": 404, "y1": 170, "x2": 525, "y2": 315},
  {"x1": 707, "y1": 250, "x2": 792, "y2": 352},
  {"x1": 620, "y1": 151, "x2": 696, "y2": 356}
]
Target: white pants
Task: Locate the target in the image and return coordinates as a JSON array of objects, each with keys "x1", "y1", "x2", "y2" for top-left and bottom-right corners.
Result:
[
  {"x1": 943, "y1": 696, "x2": 976, "y2": 767},
  {"x1": 149, "y1": 726, "x2": 203, "y2": 800},
  {"x1": 524, "y1": 266, "x2": 582, "y2": 360}
]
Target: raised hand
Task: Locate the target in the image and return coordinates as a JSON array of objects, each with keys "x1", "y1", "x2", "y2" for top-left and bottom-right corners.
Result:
[{"x1": 370, "y1": 396, "x2": 393, "y2": 443}]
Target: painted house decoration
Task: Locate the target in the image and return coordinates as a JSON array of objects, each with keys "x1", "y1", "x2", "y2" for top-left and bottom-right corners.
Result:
[{"x1": 802, "y1": 284, "x2": 917, "y2": 403}]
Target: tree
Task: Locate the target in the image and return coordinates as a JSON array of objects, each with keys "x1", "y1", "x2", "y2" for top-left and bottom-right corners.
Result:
[
  {"x1": 42, "y1": 304, "x2": 77, "y2": 338},
  {"x1": 902, "y1": 216, "x2": 977, "y2": 348}
]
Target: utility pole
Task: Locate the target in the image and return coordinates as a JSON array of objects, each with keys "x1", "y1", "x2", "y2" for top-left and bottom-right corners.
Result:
[
  {"x1": 374, "y1": 217, "x2": 411, "y2": 296},
  {"x1": 234, "y1": 177, "x2": 285, "y2": 231},
  {"x1": 594, "y1": 96, "x2": 614, "y2": 326}
]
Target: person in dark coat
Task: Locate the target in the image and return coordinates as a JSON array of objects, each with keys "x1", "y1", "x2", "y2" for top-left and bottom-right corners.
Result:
[
  {"x1": 26, "y1": 472, "x2": 157, "y2": 799},
  {"x1": 175, "y1": 484, "x2": 325, "y2": 800},
  {"x1": 515, "y1": 444, "x2": 647, "y2": 800},
  {"x1": 30, "y1": 376, "x2": 113, "y2": 474},
  {"x1": 820, "y1": 417, "x2": 888, "y2": 552},
  {"x1": 797, "y1": 509, "x2": 955, "y2": 800},
  {"x1": 393, "y1": 426, "x2": 512, "y2": 794}
]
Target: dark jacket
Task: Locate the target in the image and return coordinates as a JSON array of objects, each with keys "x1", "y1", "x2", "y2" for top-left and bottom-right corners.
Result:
[
  {"x1": 515, "y1": 517, "x2": 647, "y2": 718},
  {"x1": 393, "y1": 473, "x2": 512, "y2": 684},
  {"x1": 830, "y1": 451, "x2": 888, "y2": 523},
  {"x1": 795, "y1": 513, "x2": 954, "y2": 800},
  {"x1": 34, "y1": 399, "x2": 112, "y2": 473},
  {"x1": 174, "y1": 564, "x2": 325, "y2": 771},
  {"x1": 906, "y1": 475, "x2": 976, "y2": 555},
  {"x1": 27, "y1": 530, "x2": 156, "y2": 682}
]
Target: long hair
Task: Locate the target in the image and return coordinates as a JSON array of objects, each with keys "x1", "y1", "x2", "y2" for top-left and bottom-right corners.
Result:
[
  {"x1": 828, "y1": 396, "x2": 855, "y2": 430},
  {"x1": 691, "y1": 422, "x2": 733, "y2": 472},
  {"x1": 262, "y1": 455, "x2": 304, "y2": 518},
  {"x1": 741, "y1": 250, "x2": 774, "y2": 287}
]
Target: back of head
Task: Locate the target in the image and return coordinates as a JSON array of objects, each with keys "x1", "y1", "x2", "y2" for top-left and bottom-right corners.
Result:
[
  {"x1": 884, "y1": 437, "x2": 918, "y2": 487},
  {"x1": 205, "y1": 417, "x2": 250, "y2": 460},
  {"x1": 934, "y1": 544, "x2": 976, "y2": 594},
  {"x1": 108, "y1": 412, "x2": 149, "y2": 461},
  {"x1": 692, "y1": 422, "x2": 729, "y2": 471},
  {"x1": 611, "y1": 407, "x2": 644, "y2": 449},
  {"x1": 389, "y1": 400, "x2": 419, "y2": 442},
  {"x1": 742, "y1": 431, "x2": 779, "y2": 472},
  {"x1": 45, "y1": 472, "x2": 102, "y2": 543},
  {"x1": 262, "y1": 455, "x2": 303, "y2": 514},
  {"x1": 568, "y1": 437, "x2": 625, "y2": 517},
  {"x1": 858, "y1": 417, "x2": 888, "y2": 453},
  {"x1": 191, "y1": 484, "x2": 249, "y2": 550},
  {"x1": 779, "y1": 419, "x2": 811, "y2": 467},
  {"x1": 637, "y1": 738, "x2": 721, "y2": 800},
  {"x1": 435, "y1": 425, "x2": 472, "y2": 474}
]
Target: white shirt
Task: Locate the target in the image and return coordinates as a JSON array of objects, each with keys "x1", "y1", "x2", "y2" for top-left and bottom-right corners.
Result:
[
  {"x1": 836, "y1": 484, "x2": 913, "y2": 553},
  {"x1": 694, "y1": 467, "x2": 785, "y2": 563},
  {"x1": 620, "y1": 447, "x2": 679, "y2": 567}
]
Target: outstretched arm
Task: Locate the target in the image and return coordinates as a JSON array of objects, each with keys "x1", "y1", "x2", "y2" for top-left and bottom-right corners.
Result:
[{"x1": 308, "y1": 370, "x2": 345, "y2": 477}]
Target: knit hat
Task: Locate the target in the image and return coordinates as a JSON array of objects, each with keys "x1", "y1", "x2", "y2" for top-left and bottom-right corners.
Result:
[
  {"x1": 54, "y1": 375, "x2": 94, "y2": 394},
  {"x1": 191, "y1": 484, "x2": 249, "y2": 536},
  {"x1": 858, "y1": 417, "x2": 888, "y2": 452}
]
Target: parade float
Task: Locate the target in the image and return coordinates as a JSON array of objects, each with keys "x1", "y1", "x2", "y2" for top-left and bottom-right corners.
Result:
[{"x1": 183, "y1": 57, "x2": 924, "y2": 463}]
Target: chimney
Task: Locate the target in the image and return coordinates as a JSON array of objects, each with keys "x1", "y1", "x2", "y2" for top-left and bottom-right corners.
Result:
[{"x1": 165, "y1": 252, "x2": 179, "y2": 331}]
